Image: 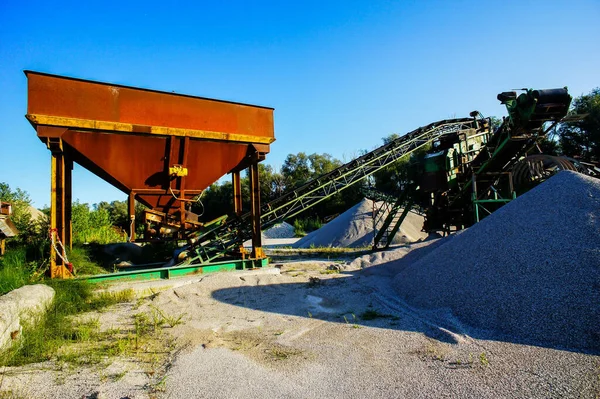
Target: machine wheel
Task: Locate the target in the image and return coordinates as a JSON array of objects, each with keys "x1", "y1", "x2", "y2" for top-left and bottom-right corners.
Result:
[{"x1": 512, "y1": 154, "x2": 577, "y2": 190}]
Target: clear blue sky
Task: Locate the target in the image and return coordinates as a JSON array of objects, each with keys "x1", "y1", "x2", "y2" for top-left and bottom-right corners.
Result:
[{"x1": 1, "y1": 0, "x2": 598, "y2": 208}]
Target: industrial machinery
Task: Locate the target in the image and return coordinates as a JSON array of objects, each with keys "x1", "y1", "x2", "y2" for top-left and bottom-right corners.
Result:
[
  {"x1": 180, "y1": 87, "x2": 579, "y2": 259},
  {"x1": 26, "y1": 74, "x2": 584, "y2": 279},
  {"x1": 26, "y1": 71, "x2": 274, "y2": 278},
  {"x1": 372, "y1": 88, "x2": 580, "y2": 247}
]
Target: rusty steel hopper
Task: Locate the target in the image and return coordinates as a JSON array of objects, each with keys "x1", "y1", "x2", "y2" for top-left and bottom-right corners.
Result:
[{"x1": 25, "y1": 71, "x2": 274, "y2": 277}]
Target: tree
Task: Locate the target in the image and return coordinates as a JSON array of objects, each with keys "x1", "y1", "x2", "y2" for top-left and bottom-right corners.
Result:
[
  {"x1": 70, "y1": 201, "x2": 126, "y2": 244},
  {"x1": 308, "y1": 153, "x2": 342, "y2": 177},
  {"x1": 372, "y1": 134, "x2": 419, "y2": 195},
  {"x1": 489, "y1": 117, "x2": 503, "y2": 132},
  {"x1": 558, "y1": 88, "x2": 600, "y2": 161},
  {"x1": 281, "y1": 152, "x2": 311, "y2": 189}
]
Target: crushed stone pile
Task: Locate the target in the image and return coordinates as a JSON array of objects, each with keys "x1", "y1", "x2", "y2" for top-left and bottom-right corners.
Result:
[
  {"x1": 392, "y1": 171, "x2": 600, "y2": 353},
  {"x1": 262, "y1": 221, "x2": 296, "y2": 239},
  {"x1": 293, "y1": 198, "x2": 426, "y2": 248},
  {"x1": 345, "y1": 237, "x2": 446, "y2": 271}
]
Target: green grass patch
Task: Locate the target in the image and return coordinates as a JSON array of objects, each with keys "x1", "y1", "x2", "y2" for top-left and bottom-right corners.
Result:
[
  {"x1": 66, "y1": 245, "x2": 108, "y2": 276},
  {"x1": 319, "y1": 269, "x2": 340, "y2": 275},
  {"x1": 1, "y1": 279, "x2": 134, "y2": 367},
  {"x1": 0, "y1": 247, "x2": 44, "y2": 295}
]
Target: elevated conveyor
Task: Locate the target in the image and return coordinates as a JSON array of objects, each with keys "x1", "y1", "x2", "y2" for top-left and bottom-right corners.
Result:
[{"x1": 181, "y1": 118, "x2": 485, "y2": 264}]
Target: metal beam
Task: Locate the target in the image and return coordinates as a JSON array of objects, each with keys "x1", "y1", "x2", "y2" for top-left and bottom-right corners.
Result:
[
  {"x1": 249, "y1": 162, "x2": 264, "y2": 258},
  {"x1": 48, "y1": 139, "x2": 72, "y2": 278},
  {"x1": 233, "y1": 171, "x2": 242, "y2": 216},
  {"x1": 128, "y1": 192, "x2": 136, "y2": 242},
  {"x1": 28, "y1": 114, "x2": 275, "y2": 145}
]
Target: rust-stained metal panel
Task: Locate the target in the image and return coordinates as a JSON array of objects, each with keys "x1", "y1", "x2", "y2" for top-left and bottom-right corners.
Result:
[
  {"x1": 26, "y1": 71, "x2": 274, "y2": 140},
  {"x1": 63, "y1": 130, "x2": 250, "y2": 210},
  {"x1": 26, "y1": 71, "x2": 274, "y2": 214}
]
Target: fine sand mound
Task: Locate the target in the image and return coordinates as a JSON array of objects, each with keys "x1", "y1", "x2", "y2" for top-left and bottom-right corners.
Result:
[
  {"x1": 293, "y1": 198, "x2": 426, "y2": 248},
  {"x1": 262, "y1": 222, "x2": 295, "y2": 239},
  {"x1": 392, "y1": 171, "x2": 600, "y2": 353}
]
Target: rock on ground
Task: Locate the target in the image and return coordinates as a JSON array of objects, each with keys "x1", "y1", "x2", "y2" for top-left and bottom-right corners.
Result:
[
  {"x1": 0, "y1": 284, "x2": 55, "y2": 350},
  {"x1": 392, "y1": 171, "x2": 600, "y2": 353}
]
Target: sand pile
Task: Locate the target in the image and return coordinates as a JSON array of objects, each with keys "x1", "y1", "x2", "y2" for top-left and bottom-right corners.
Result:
[
  {"x1": 263, "y1": 221, "x2": 295, "y2": 239},
  {"x1": 392, "y1": 171, "x2": 600, "y2": 353},
  {"x1": 293, "y1": 198, "x2": 426, "y2": 248}
]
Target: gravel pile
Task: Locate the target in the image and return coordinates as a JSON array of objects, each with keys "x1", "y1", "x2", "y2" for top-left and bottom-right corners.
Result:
[
  {"x1": 293, "y1": 198, "x2": 426, "y2": 248},
  {"x1": 392, "y1": 171, "x2": 600, "y2": 353},
  {"x1": 262, "y1": 221, "x2": 296, "y2": 239}
]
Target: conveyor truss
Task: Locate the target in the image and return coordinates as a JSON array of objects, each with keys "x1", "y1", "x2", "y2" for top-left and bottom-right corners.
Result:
[
  {"x1": 182, "y1": 88, "x2": 577, "y2": 265},
  {"x1": 180, "y1": 118, "x2": 483, "y2": 265}
]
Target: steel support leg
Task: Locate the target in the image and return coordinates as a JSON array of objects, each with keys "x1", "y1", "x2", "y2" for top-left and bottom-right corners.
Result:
[
  {"x1": 128, "y1": 192, "x2": 136, "y2": 242},
  {"x1": 232, "y1": 171, "x2": 242, "y2": 216},
  {"x1": 249, "y1": 163, "x2": 264, "y2": 258},
  {"x1": 65, "y1": 155, "x2": 73, "y2": 250},
  {"x1": 49, "y1": 140, "x2": 72, "y2": 278}
]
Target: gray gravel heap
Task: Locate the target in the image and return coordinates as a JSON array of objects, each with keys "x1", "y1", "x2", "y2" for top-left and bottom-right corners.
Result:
[
  {"x1": 263, "y1": 221, "x2": 296, "y2": 239},
  {"x1": 392, "y1": 171, "x2": 600, "y2": 353},
  {"x1": 293, "y1": 198, "x2": 425, "y2": 248}
]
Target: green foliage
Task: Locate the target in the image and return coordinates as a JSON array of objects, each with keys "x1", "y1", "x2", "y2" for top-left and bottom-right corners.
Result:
[
  {"x1": 292, "y1": 217, "x2": 322, "y2": 237},
  {"x1": 198, "y1": 181, "x2": 234, "y2": 221},
  {"x1": 0, "y1": 246, "x2": 45, "y2": 295},
  {"x1": 557, "y1": 87, "x2": 600, "y2": 161},
  {"x1": 489, "y1": 116, "x2": 503, "y2": 132},
  {"x1": 372, "y1": 134, "x2": 427, "y2": 196},
  {"x1": 198, "y1": 151, "x2": 359, "y2": 223},
  {"x1": 66, "y1": 246, "x2": 108, "y2": 275},
  {"x1": 95, "y1": 200, "x2": 146, "y2": 235},
  {"x1": 281, "y1": 152, "x2": 312, "y2": 188},
  {"x1": 71, "y1": 201, "x2": 127, "y2": 244},
  {"x1": 282, "y1": 152, "x2": 342, "y2": 190}
]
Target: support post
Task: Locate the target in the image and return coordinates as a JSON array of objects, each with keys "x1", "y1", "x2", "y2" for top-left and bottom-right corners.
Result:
[
  {"x1": 49, "y1": 139, "x2": 72, "y2": 278},
  {"x1": 249, "y1": 162, "x2": 264, "y2": 259},
  {"x1": 128, "y1": 192, "x2": 136, "y2": 242},
  {"x1": 232, "y1": 171, "x2": 242, "y2": 216},
  {"x1": 64, "y1": 154, "x2": 73, "y2": 250}
]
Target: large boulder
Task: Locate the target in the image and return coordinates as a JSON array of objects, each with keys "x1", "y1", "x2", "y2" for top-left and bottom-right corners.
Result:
[{"x1": 0, "y1": 284, "x2": 55, "y2": 350}]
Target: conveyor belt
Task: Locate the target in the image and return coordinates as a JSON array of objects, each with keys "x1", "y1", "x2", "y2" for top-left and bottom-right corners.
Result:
[{"x1": 181, "y1": 117, "x2": 482, "y2": 264}]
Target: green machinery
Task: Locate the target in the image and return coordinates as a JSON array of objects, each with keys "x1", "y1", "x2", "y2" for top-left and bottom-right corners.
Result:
[
  {"x1": 173, "y1": 87, "x2": 577, "y2": 265},
  {"x1": 371, "y1": 88, "x2": 576, "y2": 248}
]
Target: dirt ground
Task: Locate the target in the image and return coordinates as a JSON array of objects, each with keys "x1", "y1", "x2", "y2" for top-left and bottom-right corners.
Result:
[{"x1": 1, "y1": 248, "x2": 599, "y2": 398}]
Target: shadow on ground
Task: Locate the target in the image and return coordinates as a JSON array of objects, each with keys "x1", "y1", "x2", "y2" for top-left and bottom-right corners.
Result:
[{"x1": 211, "y1": 239, "x2": 597, "y2": 355}]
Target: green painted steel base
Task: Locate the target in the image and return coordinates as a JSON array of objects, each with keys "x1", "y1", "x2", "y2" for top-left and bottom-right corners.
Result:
[{"x1": 80, "y1": 258, "x2": 269, "y2": 283}]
